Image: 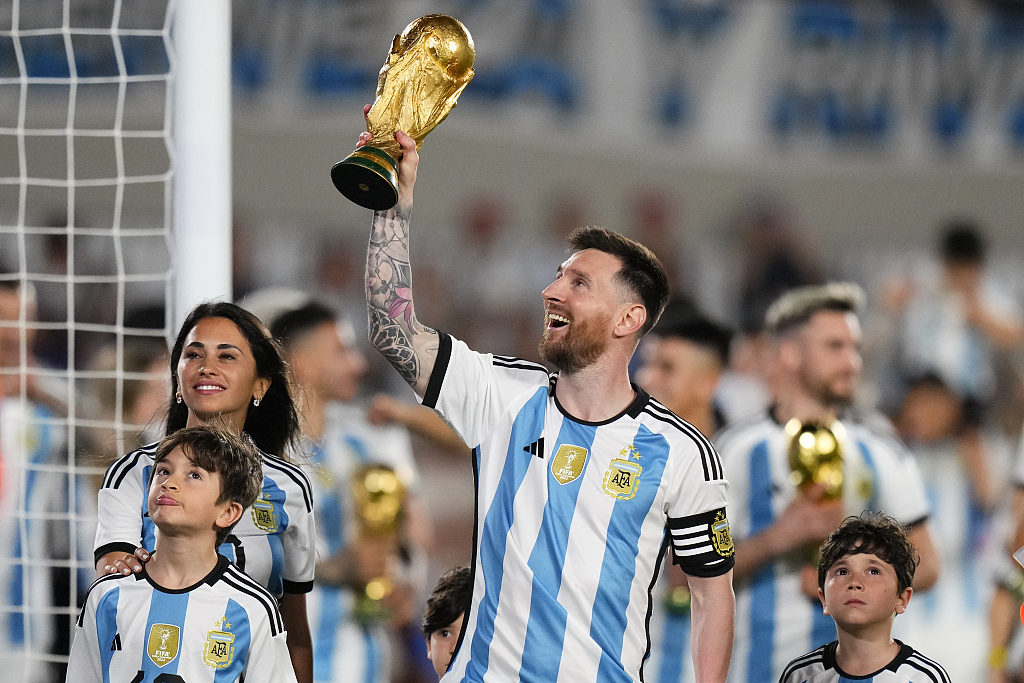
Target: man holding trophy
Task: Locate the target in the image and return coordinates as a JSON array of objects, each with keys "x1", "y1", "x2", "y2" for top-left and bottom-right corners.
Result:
[
  {"x1": 713, "y1": 283, "x2": 941, "y2": 683},
  {"x1": 341, "y1": 14, "x2": 736, "y2": 683}
]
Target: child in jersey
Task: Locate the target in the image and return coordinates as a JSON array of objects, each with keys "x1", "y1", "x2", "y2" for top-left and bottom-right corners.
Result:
[
  {"x1": 69, "y1": 427, "x2": 297, "y2": 683},
  {"x1": 422, "y1": 566, "x2": 472, "y2": 680},
  {"x1": 780, "y1": 513, "x2": 949, "y2": 683}
]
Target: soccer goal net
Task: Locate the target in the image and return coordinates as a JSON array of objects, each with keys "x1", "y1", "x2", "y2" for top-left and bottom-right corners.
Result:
[{"x1": 0, "y1": 1, "x2": 180, "y2": 679}]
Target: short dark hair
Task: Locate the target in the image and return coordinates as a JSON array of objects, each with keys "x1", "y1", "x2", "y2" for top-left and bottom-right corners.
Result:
[
  {"x1": 652, "y1": 300, "x2": 733, "y2": 367},
  {"x1": 270, "y1": 301, "x2": 338, "y2": 351},
  {"x1": 422, "y1": 566, "x2": 472, "y2": 639},
  {"x1": 167, "y1": 302, "x2": 300, "y2": 459},
  {"x1": 568, "y1": 226, "x2": 670, "y2": 338},
  {"x1": 818, "y1": 513, "x2": 918, "y2": 595},
  {"x1": 764, "y1": 282, "x2": 864, "y2": 337},
  {"x1": 152, "y1": 426, "x2": 264, "y2": 546},
  {"x1": 940, "y1": 220, "x2": 985, "y2": 265}
]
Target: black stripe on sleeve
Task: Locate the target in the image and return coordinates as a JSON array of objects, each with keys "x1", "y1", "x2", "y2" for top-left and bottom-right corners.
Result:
[
  {"x1": 905, "y1": 654, "x2": 950, "y2": 683},
  {"x1": 222, "y1": 567, "x2": 284, "y2": 636},
  {"x1": 262, "y1": 454, "x2": 313, "y2": 513},
  {"x1": 492, "y1": 356, "x2": 549, "y2": 373},
  {"x1": 282, "y1": 579, "x2": 314, "y2": 594},
  {"x1": 667, "y1": 507, "x2": 735, "y2": 577},
  {"x1": 422, "y1": 332, "x2": 452, "y2": 409},
  {"x1": 103, "y1": 447, "x2": 148, "y2": 489},
  {"x1": 780, "y1": 647, "x2": 825, "y2": 682},
  {"x1": 643, "y1": 402, "x2": 723, "y2": 481},
  {"x1": 93, "y1": 542, "x2": 139, "y2": 567},
  {"x1": 76, "y1": 573, "x2": 128, "y2": 627}
]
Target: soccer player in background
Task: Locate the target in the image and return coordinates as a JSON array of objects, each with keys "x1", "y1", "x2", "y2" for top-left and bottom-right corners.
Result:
[
  {"x1": 359, "y1": 126, "x2": 735, "y2": 682},
  {"x1": 422, "y1": 567, "x2": 472, "y2": 680},
  {"x1": 635, "y1": 303, "x2": 733, "y2": 683},
  {"x1": 270, "y1": 300, "x2": 432, "y2": 683},
  {"x1": 715, "y1": 283, "x2": 940, "y2": 682},
  {"x1": 69, "y1": 427, "x2": 297, "y2": 683},
  {"x1": 780, "y1": 513, "x2": 949, "y2": 683}
]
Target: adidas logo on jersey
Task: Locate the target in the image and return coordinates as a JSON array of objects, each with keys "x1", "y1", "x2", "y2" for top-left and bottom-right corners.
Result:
[{"x1": 523, "y1": 437, "x2": 545, "y2": 459}]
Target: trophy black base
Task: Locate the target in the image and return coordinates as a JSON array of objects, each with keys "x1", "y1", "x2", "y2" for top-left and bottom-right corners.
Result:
[{"x1": 330, "y1": 145, "x2": 399, "y2": 211}]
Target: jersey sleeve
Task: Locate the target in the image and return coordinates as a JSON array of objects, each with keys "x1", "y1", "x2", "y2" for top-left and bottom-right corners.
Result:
[
  {"x1": 68, "y1": 582, "x2": 107, "y2": 683},
  {"x1": 869, "y1": 434, "x2": 931, "y2": 526},
  {"x1": 665, "y1": 439, "x2": 735, "y2": 577},
  {"x1": 243, "y1": 606, "x2": 299, "y2": 683},
  {"x1": 93, "y1": 449, "x2": 151, "y2": 564},
  {"x1": 421, "y1": 333, "x2": 550, "y2": 449},
  {"x1": 282, "y1": 466, "x2": 316, "y2": 593}
]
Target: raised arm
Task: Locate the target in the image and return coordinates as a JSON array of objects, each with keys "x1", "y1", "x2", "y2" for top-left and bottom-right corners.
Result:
[{"x1": 363, "y1": 126, "x2": 439, "y2": 398}]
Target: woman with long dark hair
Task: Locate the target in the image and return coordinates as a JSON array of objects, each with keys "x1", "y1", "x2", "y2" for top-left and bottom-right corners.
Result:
[{"x1": 92, "y1": 302, "x2": 314, "y2": 683}]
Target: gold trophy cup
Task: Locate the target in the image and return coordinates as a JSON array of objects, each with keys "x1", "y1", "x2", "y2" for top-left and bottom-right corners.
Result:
[
  {"x1": 331, "y1": 15, "x2": 475, "y2": 210},
  {"x1": 786, "y1": 418, "x2": 845, "y2": 564},
  {"x1": 350, "y1": 464, "x2": 406, "y2": 622}
]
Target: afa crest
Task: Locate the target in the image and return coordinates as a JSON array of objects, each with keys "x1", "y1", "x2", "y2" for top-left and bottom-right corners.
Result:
[
  {"x1": 251, "y1": 492, "x2": 278, "y2": 532},
  {"x1": 551, "y1": 444, "x2": 588, "y2": 485},
  {"x1": 711, "y1": 510, "x2": 734, "y2": 557},
  {"x1": 203, "y1": 617, "x2": 236, "y2": 669},
  {"x1": 602, "y1": 445, "x2": 642, "y2": 500},
  {"x1": 147, "y1": 623, "x2": 180, "y2": 667}
]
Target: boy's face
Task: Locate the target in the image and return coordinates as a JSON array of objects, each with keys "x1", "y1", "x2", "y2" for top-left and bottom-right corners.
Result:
[
  {"x1": 148, "y1": 446, "x2": 243, "y2": 542},
  {"x1": 819, "y1": 551, "x2": 911, "y2": 632},
  {"x1": 426, "y1": 612, "x2": 464, "y2": 679}
]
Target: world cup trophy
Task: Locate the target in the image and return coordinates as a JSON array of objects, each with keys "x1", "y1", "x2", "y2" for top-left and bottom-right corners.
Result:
[
  {"x1": 350, "y1": 464, "x2": 406, "y2": 622},
  {"x1": 786, "y1": 417, "x2": 845, "y2": 563},
  {"x1": 331, "y1": 15, "x2": 475, "y2": 210}
]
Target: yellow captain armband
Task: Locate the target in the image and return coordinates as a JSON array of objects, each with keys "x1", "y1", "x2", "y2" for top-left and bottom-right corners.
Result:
[{"x1": 990, "y1": 645, "x2": 1008, "y2": 671}]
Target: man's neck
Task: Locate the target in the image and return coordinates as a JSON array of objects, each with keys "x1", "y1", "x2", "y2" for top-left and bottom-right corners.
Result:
[
  {"x1": 773, "y1": 389, "x2": 839, "y2": 425},
  {"x1": 554, "y1": 356, "x2": 636, "y2": 423},
  {"x1": 146, "y1": 533, "x2": 221, "y2": 590},
  {"x1": 834, "y1": 623, "x2": 901, "y2": 676},
  {"x1": 300, "y1": 388, "x2": 328, "y2": 441}
]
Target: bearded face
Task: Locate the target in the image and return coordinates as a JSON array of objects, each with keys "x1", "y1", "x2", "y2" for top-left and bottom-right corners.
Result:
[{"x1": 538, "y1": 310, "x2": 610, "y2": 375}]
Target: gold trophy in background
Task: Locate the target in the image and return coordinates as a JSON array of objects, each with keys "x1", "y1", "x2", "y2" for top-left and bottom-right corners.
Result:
[
  {"x1": 350, "y1": 464, "x2": 406, "y2": 622},
  {"x1": 331, "y1": 15, "x2": 476, "y2": 210},
  {"x1": 786, "y1": 418, "x2": 845, "y2": 562}
]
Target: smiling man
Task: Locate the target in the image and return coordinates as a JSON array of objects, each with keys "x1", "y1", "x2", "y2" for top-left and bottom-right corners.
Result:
[{"x1": 359, "y1": 128, "x2": 735, "y2": 683}]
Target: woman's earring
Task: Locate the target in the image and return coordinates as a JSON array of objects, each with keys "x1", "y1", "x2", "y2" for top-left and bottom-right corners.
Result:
[
  {"x1": 175, "y1": 392, "x2": 183, "y2": 404},
  {"x1": 253, "y1": 396, "x2": 261, "y2": 407}
]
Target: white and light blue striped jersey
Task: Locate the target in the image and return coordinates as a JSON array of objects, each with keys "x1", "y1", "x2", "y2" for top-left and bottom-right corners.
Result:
[
  {"x1": 69, "y1": 554, "x2": 297, "y2": 683},
  {"x1": 422, "y1": 335, "x2": 734, "y2": 683},
  {"x1": 717, "y1": 410, "x2": 930, "y2": 683},
  {"x1": 95, "y1": 442, "x2": 316, "y2": 598},
  {"x1": 780, "y1": 640, "x2": 950, "y2": 683},
  {"x1": 0, "y1": 399, "x2": 64, "y2": 683},
  {"x1": 305, "y1": 401, "x2": 420, "y2": 683}
]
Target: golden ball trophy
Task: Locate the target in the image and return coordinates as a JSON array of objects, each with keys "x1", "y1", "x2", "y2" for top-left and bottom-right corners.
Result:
[
  {"x1": 786, "y1": 417, "x2": 846, "y2": 564},
  {"x1": 350, "y1": 464, "x2": 406, "y2": 623},
  {"x1": 331, "y1": 15, "x2": 475, "y2": 210}
]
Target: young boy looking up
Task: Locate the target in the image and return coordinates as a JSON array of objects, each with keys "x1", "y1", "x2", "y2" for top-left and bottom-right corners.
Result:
[
  {"x1": 422, "y1": 566, "x2": 472, "y2": 680},
  {"x1": 69, "y1": 427, "x2": 298, "y2": 683},
  {"x1": 780, "y1": 513, "x2": 950, "y2": 683}
]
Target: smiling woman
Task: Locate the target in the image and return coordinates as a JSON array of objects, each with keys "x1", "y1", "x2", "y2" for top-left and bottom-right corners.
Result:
[{"x1": 91, "y1": 301, "x2": 317, "y2": 683}]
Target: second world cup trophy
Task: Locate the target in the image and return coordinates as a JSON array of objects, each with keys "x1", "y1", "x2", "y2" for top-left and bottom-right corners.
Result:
[{"x1": 330, "y1": 15, "x2": 475, "y2": 210}]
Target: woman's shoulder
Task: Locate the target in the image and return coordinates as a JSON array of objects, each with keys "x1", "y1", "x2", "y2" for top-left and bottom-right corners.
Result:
[
  {"x1": 259, "y1": 449, "x2": 313, "y2": 513},
  {"x1": 100, "y1": 441, "x2": 160, "y2": 490}
]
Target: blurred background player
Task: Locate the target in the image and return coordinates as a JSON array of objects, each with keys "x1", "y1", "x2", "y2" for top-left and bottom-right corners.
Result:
[
  {"x1": 270, "y1": 301, "x2": 434, "y2": 683},
  {"x1": 635, "y1": 300, "x2": 733, "y2": 683},
  {"x1": 715, "y1": 282, "x2": 940, "y2": 682},
  {"x1": 421, "y1": 566, "x2": 472, "y2": 680}
]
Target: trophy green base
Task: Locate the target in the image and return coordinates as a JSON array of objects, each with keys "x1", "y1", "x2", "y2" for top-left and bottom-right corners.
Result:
[{"x1": 330, "y1": 145, "x2": 399, "y2": 211}]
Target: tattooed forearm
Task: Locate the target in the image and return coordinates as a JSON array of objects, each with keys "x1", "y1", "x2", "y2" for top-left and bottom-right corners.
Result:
[{"x1": 366, "y1": 204, "x2": 438, "y2": 392}]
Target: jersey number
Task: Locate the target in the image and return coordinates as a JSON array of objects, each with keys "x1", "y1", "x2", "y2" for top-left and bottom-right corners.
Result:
[{"x1": 130, "y1": 673, "x2": 186, "y2": 683}]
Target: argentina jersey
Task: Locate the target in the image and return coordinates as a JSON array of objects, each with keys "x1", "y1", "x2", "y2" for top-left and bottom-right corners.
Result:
[
  {"x1": 716, "y1": 410, "x2": 930, "y2": 683},
  {"x1": 781, "y1": 640, "x2": 950, "y2": 683},
  {"x1": 95, "y1": 443, "x2": 316, "y2": 599},
  {"x1": 421, "y1": 335, "x2": 734, "y2": 683},
  {"x1": 304, "y1": 401, "x2": 420, "y2": 683},
  {"x1": 69, "y1": 554, "x2": 296, "y2": 683}
]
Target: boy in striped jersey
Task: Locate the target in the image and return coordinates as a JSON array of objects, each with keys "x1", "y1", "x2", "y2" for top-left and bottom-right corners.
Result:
[
  {"x1": 69, "y1": 427, "x2": 297, "y2": 683},
  {"x1": 359, "y1": 126, "x2": 735, "y2": 683},
  {"x1": 780, "y1": 513, "x2": 949, "y2": 683}
]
